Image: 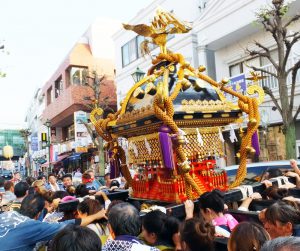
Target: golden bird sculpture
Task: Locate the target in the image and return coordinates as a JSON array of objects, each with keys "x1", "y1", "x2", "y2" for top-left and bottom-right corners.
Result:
[
  {"x1": 123, "y1": 8, "x2": 192, "y2": 55},
  {"x1": 246, "y1": 71, "x2": 267, "y2": 84}
]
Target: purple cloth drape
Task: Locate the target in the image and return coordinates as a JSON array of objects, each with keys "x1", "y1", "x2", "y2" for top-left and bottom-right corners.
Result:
[
  {"x1": 251, "y1": 131, "x2": 260, "y2": 156},
  {"x1": 158, "y1": 125, "x2": 175, "y2": 170}
]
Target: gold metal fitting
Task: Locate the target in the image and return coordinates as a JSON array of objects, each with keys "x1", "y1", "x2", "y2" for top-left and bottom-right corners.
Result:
[
  {"x1": 145, "y1": 82, "x2": 157, "y2": 95},
  {"x1": 177, "y1": 135, "x2": 186, "y2": 145},
  {"x1": 246, "y1": 146, "x2": 256, "y2": 154},
  {"x1": 184, "y1": 61, "x2": 190, "y2": 68},
  {"x1": 181, "y1": 79, "x2": 191, "y2": 91},
  {"x1": 193, "y1": 79, "x2": 206, "y2": 92},
  {"x1": 221, "y1": 78, "x2": 230, "y2": 84},
  {"x1": 248, "y1": 118, "x2": 257, "y2": 126},
  {"x1": 133, "y1": 87, "x2": 145, "y2": 99},
  {"x1": 168, "y1": 65, "x2": 175, "y2": 72},
  {"x1": 198, "y1": 65, "x2": 206, "y2": 72},
  {"x1": 181, "y1": 163, "x2": 191, "y2": 173}
]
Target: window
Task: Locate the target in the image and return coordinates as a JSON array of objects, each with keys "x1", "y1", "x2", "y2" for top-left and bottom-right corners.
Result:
[
  {"x1": 136, "y1": 35, "x2": 145, "y2": 58},
  {"x1": 261, "y1": 49, "x2": 279, "y2": 66},
  {"x1": 47, "y1": 87, "x2": 53, "y2": 105},
  {"x1": 121, "y1": 38, "x2": 137, "y2": 67},
  {"x1": 121, "y1": 34, "x2": 175, "y2": 67},
  {"x1": 246, "y1": 57, "x2": 260, "y2": 68},
  {"x1": 70, "y1": 67, "x2": 87, "y2": 85},
  {"x1": 12, "y1": 136, "x2": 23, "y2": 145},
  {"x1": 67, "y1": 124, "x2": 75, "y2": 140},
  {"x1": 55, "y1": 76, "x2": 63, "y2": 98},
  {"x1": 229, "y1": 63, "x2": 243, "y2": 77},
  {"x1": 0, "y1": 135, "x2": 4, "y2": 145}
]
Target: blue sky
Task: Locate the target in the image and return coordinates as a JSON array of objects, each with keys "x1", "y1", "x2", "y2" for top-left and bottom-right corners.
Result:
[{"x1": 0, "y1": 0, "x2": 152, "y2": 127}]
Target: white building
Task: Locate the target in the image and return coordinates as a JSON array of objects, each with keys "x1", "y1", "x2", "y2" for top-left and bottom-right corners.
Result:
[
  {"x1": 25, "y1": 88, "x2": 47, "y2": 175},
  {"x1": 112, "y1": 0, "x2": 300, "y2": 163}
]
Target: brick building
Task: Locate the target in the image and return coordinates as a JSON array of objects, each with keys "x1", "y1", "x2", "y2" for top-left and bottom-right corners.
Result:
[{"x1": 41, "y1": 18, "x2": 118, "y2": 173}]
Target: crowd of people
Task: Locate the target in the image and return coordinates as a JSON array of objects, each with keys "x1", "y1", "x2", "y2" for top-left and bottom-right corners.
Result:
[{"x1": 0, "y1": 160, "x2": 300, "y2": 251}]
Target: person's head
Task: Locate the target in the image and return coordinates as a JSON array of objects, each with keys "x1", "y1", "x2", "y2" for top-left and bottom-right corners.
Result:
[
  {"x1": 142, "y1": 210, "x2": 180, "y2": 246},
  {"x1": 104, "y1": 173, "x2": 110, "y2": 180},
  {"x1": 51, "y1": 224, "x2": 102, "y2": 251},
  {"x1": 261, "y1": 187, "x2": 289, "y2": 200},
  {"x1": 62, "y1": 174, "x2": 73, "y2": 187},
  {"x1": 108, "y1": 202, "x2": 141, "y2": 238},
  {"x1": 77, "y1": 198, "x2": 102, "y2": 218},
  {"x1": 0, "y1": 176, "x2": 5, "y2": 188},
  {"x1": 38, "y1": 174, "x2": 47, "y2": 184},
  {"x1": 14, "y1": 181, "x2": 29, "y2": 199},
  {"x1": 13, "y1": 172, "x2": 20, "y2": 180},
  {"x1": 75, "y1": 184, "x2": 89, "y2": 197},
  {"x1": 263, "y1": 201, "x2": 300, "y2": 239},
  {"x1": 4, "y1": 180, "x2": 14, "y2": 192},
  {"x1": 53, "y1": 191, "x2": 69, "y2": 200},
  {"x1": 20, "y1": 194, "x2": 45, "y2": 219},
  {"x1": 86, "y1": 169, "x2": 95, "y2": 180},
  {"x1": 261, "y1": 168, "x2": 283, "y2": 181},
  {"x1": 81, "y1": 173, "x2": 92, "y2": 184},
  {"x1": 180, "y1": 217, "x2": 215, "y2": 251},
  {"x1": 104, "y1": 173, "x2": 111, "y2": 187},
  {"x1": 32, "y1": 179, "x2": 47, "y2": 195},
  {"x1": 48, "y1": 173, "x2": 57, "y2": 185},
  {"x1": 110, "y1": 179, "x2": 120, "y2": 188},
  {"x1": 66, "y1": 185, "x2": 76, "y2": 196},
  {"x1": 228, "y1": 222, "x2": 270, "y2": 251},
  {"x1": 261, "y1": 236, "x2": 300, "y2": 251},
  {"x1": 198, "y1": 189, "x2": 225, "y2": 221},
  {"x1": 25, "y1": 176, "x2": 36, "y2": 186}
]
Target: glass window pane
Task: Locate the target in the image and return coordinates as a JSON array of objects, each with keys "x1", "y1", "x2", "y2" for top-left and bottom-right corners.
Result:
[
  {"x1": 128, "y1": 39, "x2": 137, "y2": 62},
  {"x1": 70, "y1": 67, "x2": 86, "y2": 85},
  {"x1": 122, "y1": 44, "x2": 129, "y2": 66},
  {"x1": 246, "y1": 57, "x2": 260, "y2": 69},
  {"x1": 137, "y1": 35, "x2": 145, "y2": 58},
  {"x1": 229, "y1": 64, "x2": 241, "y2": 77}
]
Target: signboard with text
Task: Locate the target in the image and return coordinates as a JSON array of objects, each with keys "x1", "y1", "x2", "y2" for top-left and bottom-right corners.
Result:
[
  {"x1": 31, "y1": 135, "x2": 39, "y2": 151},
  {"x1": 224, "y1": 73, "x2": 247, "y2": 101},
  {"x1": 74, "y1": 111, "x2": 92, "y2": 147}
]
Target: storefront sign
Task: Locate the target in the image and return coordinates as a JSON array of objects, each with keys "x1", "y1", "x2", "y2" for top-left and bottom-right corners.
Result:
[
  {"x1": 75, "y1": 146, "x2": 88, "y2": 153},
  {"x1": 74, "y1": 111, "x2": 92, "y2": 147},
  {"x1": 225, "y1": 74, "x2": 247, "y2": 101},
  {"x1": 31, "y1": 135, "x2": 39, "y2": 151}
]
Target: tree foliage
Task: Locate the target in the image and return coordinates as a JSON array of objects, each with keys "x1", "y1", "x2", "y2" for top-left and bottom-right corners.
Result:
[{"x1": 247, "y1": 0, "x2": 300, "y2": 158}]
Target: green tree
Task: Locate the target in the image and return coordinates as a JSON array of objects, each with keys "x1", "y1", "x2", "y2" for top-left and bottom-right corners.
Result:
[{"x1": 247, "y1": 0, "x2": 300, "y2": 159}]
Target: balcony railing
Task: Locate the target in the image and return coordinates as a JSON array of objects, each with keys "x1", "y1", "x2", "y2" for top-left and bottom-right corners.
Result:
[
  {"x1": 256, "y1": 56, "x2": 300, "y2": 90},
  {"x1": 229, "y1": 56, "x2": 300, "y2": 92}
]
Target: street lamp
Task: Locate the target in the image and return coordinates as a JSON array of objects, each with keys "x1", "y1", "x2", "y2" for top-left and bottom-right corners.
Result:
[
  {"x1": 131, "y1": 67, "x2": 145, "y2": 83},
  {"x1": 45, "y1": 119, "x2": 52, "y2": 174}
]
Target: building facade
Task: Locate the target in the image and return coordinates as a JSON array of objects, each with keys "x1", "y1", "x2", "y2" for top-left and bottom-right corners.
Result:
[
  {"x1": 25, "y1": 88, "x2": 47, "y2": 176},
  {"x1": 40, "y1": 18, "x2": 118, "y2": 174},
  {"x1": 112, "y1": 0, "x2": 300, "y2": 165}
]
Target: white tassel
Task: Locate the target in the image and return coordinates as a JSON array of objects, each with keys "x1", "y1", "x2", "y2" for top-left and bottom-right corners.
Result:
[
  {"x1": 229, "y1": 125, "x2": 238, "y2": 143},
  {"x1": 218, "y1": 127, "x2": 225, "y2": 142},
  {"x1": 128, "y1": 141, "x2": 138, "y2": 157},
  {"x1": 144, "y1": 138, "x2": 152, "y2": 155},
  {"x1": 196, "y1": 128, "x2": 204, "y2": 146},
  {"x1": 178, "y1": 128, "x2": 189, "y2": 143},
  {"x1": 132, "y1": 143, "x2": 138, "y2": 157}
]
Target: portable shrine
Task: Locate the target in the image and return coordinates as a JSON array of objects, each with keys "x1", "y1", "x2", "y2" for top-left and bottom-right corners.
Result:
[{"x1": 90, "y1": 9, "x2": 264, "y2": 203}]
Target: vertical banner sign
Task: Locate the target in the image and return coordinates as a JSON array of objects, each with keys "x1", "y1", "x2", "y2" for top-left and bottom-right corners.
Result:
[
  {"x1": 31, "y1": 135, "x2": 39, "y2": 151},
  {"x1": 224, "y1": 73, "x2": 247, "y2": 101},
  {"x1": 74, "y1": 111, "x2": 92, "y2": 148}
]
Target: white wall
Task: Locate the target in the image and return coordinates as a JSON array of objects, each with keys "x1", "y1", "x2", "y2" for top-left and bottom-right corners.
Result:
[{"x1": 112, "y1": 0, "x2": 202, "y2": 105}]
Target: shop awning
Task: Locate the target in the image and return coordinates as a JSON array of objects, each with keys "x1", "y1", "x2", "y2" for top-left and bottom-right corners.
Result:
[
  {"x1": 40, "y1": 153, "x2": 70, "y2": 167},
  {"x1": 68, "y1": 152, "x2": 82, "y2": 161}
]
